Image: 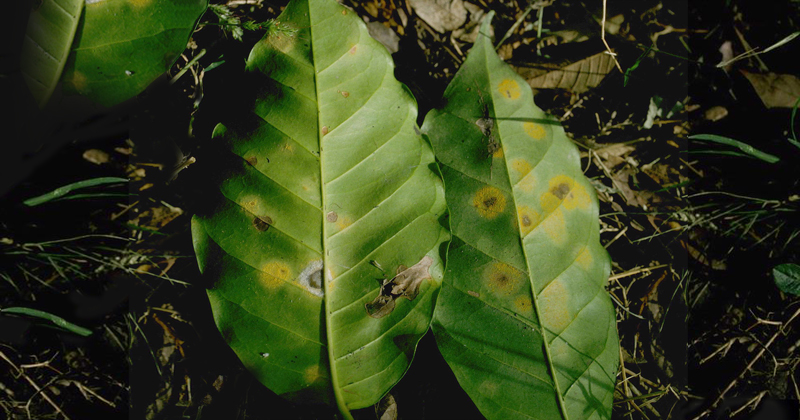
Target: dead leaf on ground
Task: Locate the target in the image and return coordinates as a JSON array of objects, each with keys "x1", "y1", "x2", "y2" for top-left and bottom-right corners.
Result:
[
  {"x1": 741, "y1": 70, "x2": 800, "y2": 108},
  {"x1": 83, "y1": 149, "x2": 110, "y2": 165},
  {"x1": 409, "y1": 0, "x2": 467, "y2": 33},
  {"x1": 130, "y1": 203, "x2": 184, "y2": 231},
  {"x1": 595, "y1": 143, "x2": 636, "y2": 170},
  {"x1": 375, "y1": 393, "x2": 398, "y2": 420},
  {"x1": 524, "y1": 51, "x2": 615, "y2": 93}
]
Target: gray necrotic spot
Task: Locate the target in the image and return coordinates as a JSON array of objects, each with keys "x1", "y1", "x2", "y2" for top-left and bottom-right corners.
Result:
[{"x1": 298, "y1": 260, "x2": 323, "y2": 297}]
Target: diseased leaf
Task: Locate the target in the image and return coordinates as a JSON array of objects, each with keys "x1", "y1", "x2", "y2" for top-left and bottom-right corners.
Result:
[
  {"x1": 191, "y1": 0, "x2": 448, "y2": 416},
  {"x1": 20, "y1": 0, "x2": 84, "y2": 108},
  {"x1": 423, "y1": 13, "x2": 618, "y2": 420},
  {"x1": 60, "y1": 0, "x2": 207, "y2": 107}
]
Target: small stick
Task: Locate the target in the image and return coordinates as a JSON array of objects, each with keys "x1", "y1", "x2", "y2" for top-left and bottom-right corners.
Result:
[
  {"x1": 692, "y1": 306, "x2": 800, "y2": 419},
  {"x1": 601, "y1": 0, "x2": 624, "y2": 73},
  {"x1": 0, "y1": 350, "x2": 71, "y2": 420}
]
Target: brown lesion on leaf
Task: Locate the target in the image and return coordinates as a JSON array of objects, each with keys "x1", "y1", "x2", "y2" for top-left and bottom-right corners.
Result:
[
  {"x1": 245, "y1": 156, "x2": 258, "y2": 166},
  {"x1": 326, "y1": 211, "x2": 338, "y2": 222},
  {"x1": 365, "y1": 256, "x2": 433, "y2": 318},
  {"x1": 551, "y1": 182, "x2": 571, "y2": 200},
  {"x1": 252, "y1": 216, "x2": 272, "y2": 231}
]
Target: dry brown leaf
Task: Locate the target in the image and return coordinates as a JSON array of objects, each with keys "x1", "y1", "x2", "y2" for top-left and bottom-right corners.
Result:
[
  {"x1": 741, "y1": 70, "x2": 800, "y2": 108},
  {"x1": 526, "y1": 51, "x2": 615, "y2": 93},
  {"x1": 83, "y1": 149, "x2": 110, "y2": 165},
  {"x1": 408, "y1": 0, "x2": 467, "y2": 33}
]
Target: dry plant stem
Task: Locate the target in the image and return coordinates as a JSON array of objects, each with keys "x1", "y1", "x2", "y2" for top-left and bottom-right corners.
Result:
[
  {"x1": 601, "y1": 0, "x2": 624, "y2": 73},
  {"x1": 609, "y1": 264, "x2": 669, "y2": 281},
  {"x1": 0, "y1": 350, "x2": 71, "y2": 420},
  {"x1": 729, "y1": 391, "x2": 766, "y2": 418},
  {"x1": 692, "y1": 306, "x2": 800, "y2": 419}
]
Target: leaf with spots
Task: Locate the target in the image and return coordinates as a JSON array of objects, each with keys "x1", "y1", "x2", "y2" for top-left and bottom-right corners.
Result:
[
  {"x1": 422, "y1": 13, "x2": 618, "y2": 420},
  {"x1": 58, "y1": 0, "x2": 207, "y2": 107},
  {"x1": 190, "y1": 0, "x2": 448, "y2": 417}
]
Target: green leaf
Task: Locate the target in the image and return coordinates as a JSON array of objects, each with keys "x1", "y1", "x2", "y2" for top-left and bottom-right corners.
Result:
[
  {"x1": 423, "y1": 13, "x2": 618, "y2": 420},
  {"x1": 20, "y1": 0, "x2": 84, "y2": 108},
  {"x1": 23, "y1": 176, "x2": 128, "y2": 206},
  {"x1": 60, "y1": 0, "x2": 207, "y2": 107},
  {"x1": 1, "y1": 307, "x2": 92, "y2": 336},
  {"x1": 689, "y1": 134, "x2": 780, "y2": 164},
  {"x1": 190, "y1": 0, "x2": 448, "y2": 416},
  {"x1": 774, "y1": 263, "x2": 800, "y2": 296}
]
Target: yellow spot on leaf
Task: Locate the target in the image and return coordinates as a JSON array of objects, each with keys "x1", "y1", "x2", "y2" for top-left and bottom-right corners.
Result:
[
  {"x1": 492, "y1": 147, "x2": 504, "y2": 158},
  {"x1": 516, "y1": 206, "x2": 539, "y2": 237},
  {"x1": 517, "y1": 172, "x2": 536, "y2": 192},
  {"x1": 576, "y1": 247, "x2": 593, "y2": 269},
  {"x1": 539, "y1": 280, "x2": 571, "y2": 333},
  {"x1": 511, "y1": 159, "x2": 532, "y2": 179},
  {"x1": 129, "y1": 0, "x2": 152, "y2": 7},
  {"x1": 483, "y1": 262, "x2": 524, "y2": 294},
  {"x1": 523, "y1": 122, "x2": 546, "y2": 140},
  {"x1": 341, "y1": 91, "x2": 350, "y2": 98},
  {"x1": 261, "y1": 261, "x2": 291, "y2": 288},
  {"x1": 303, "y1": 365, "x2": 320, "y2": 383},
  {"x1": 479, "y1": 380, "x2": 499, "y2": 398},
  {"x1": 349, "y1": 45, "x2": 357, "y2": 55},
  {"x1": 472, "y1": 186, "x2": 506, "y2": 219},
  {"x1": 540, "y1": 207, "x2": 567, "y2": 245},
  {"x1": 64, "y1": 71, "x2": 87, "y2": 93},
  {"x1": 335, "y1": 216, "x2": 353, "y2": 231},
  {"x1": 514, "y1": 295, "x2": 534, "y2": 317},
  {"x1": 497, "y1": 79, "x2": 521, "y2": 99},
  {"x1": 541, "y1": 175, "x2": 591, "y2": 213},
  {"x1": 281, "y1": 142, "x2": 294, "y2": 153}
]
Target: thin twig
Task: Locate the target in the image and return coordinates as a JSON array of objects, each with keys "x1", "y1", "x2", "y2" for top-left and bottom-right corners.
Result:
[{"x1": 601, "y1": 0, "x2": 624, "y2": 73}]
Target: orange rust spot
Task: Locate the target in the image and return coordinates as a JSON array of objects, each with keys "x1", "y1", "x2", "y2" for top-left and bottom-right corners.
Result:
[
  {"x1": 483, "y1": 262, "x2": 524, "y2": 294},
  {"x1": 349, "y1": 45, "x2": 357, "y2": 55},
  {"x1": 261, "y1": 261, "x2": 290, "y2": 288},
  {"x1": 523, "y1": 122, "x2": 546, "y2": 140},
  {"x1": 516, "y1": 206, "x2": 539, "y2": 236},
  {"x1": 341, "y1": 91, "x2": 350, "y2": 98},
  {"x1": 321, "y1": 126, "x2": 329, "y2": 135},
  {"x1": 341, "y1": 9, "x2": 347, "y2": 15},
  {"x1": 467, "y1": 290, "x2": 480, "y2": 298},
  {"x1": 128, "y1": 0, "x2": 152, "y2": 8},
  {"x1": 245, "y1": 156, "x2": 258, "y2": 166},
  {"x1": 539, "y1": 280, "x2": 571, "y2": 333},
  {"x1": 472, "y1": 186, "x2": 506, "y2": 219},
  {"x1": 497, "y1": 79, "x2": 521, "y2": 99}
]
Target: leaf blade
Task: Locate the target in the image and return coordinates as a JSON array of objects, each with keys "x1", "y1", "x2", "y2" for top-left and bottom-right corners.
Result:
[
  {"x1": 192, "y1": 0, "x2": 448, "y2": 415},
  {"x1": 424, "y1": 13, "x2": 618, "y2": 420}
]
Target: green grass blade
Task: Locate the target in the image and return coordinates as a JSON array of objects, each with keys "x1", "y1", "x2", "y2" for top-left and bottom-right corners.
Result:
[
  {"x1": 1, "y1": 307, "x2": 92, "y2": 336},
  {"x1": 23, "y1": 177, "x2": 128, "y2": 206},
  {"x1": 689, "y1": 134, "x2": 780, "y2": 163}
]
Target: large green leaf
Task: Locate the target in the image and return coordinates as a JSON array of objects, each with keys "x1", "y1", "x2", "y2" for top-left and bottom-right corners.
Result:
[
  {"x1": 20, "y1": 0, "x2": 83, "y2": 108},
  {"x1": 59, "y1": 0, "x2": 207, "y2": 107},
  {"x1": 191, "y1": 0, "x2": 448, "y2": 416},
  {"x1": 424, "y1": 13, "x2": 618, "y2": 420}
]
